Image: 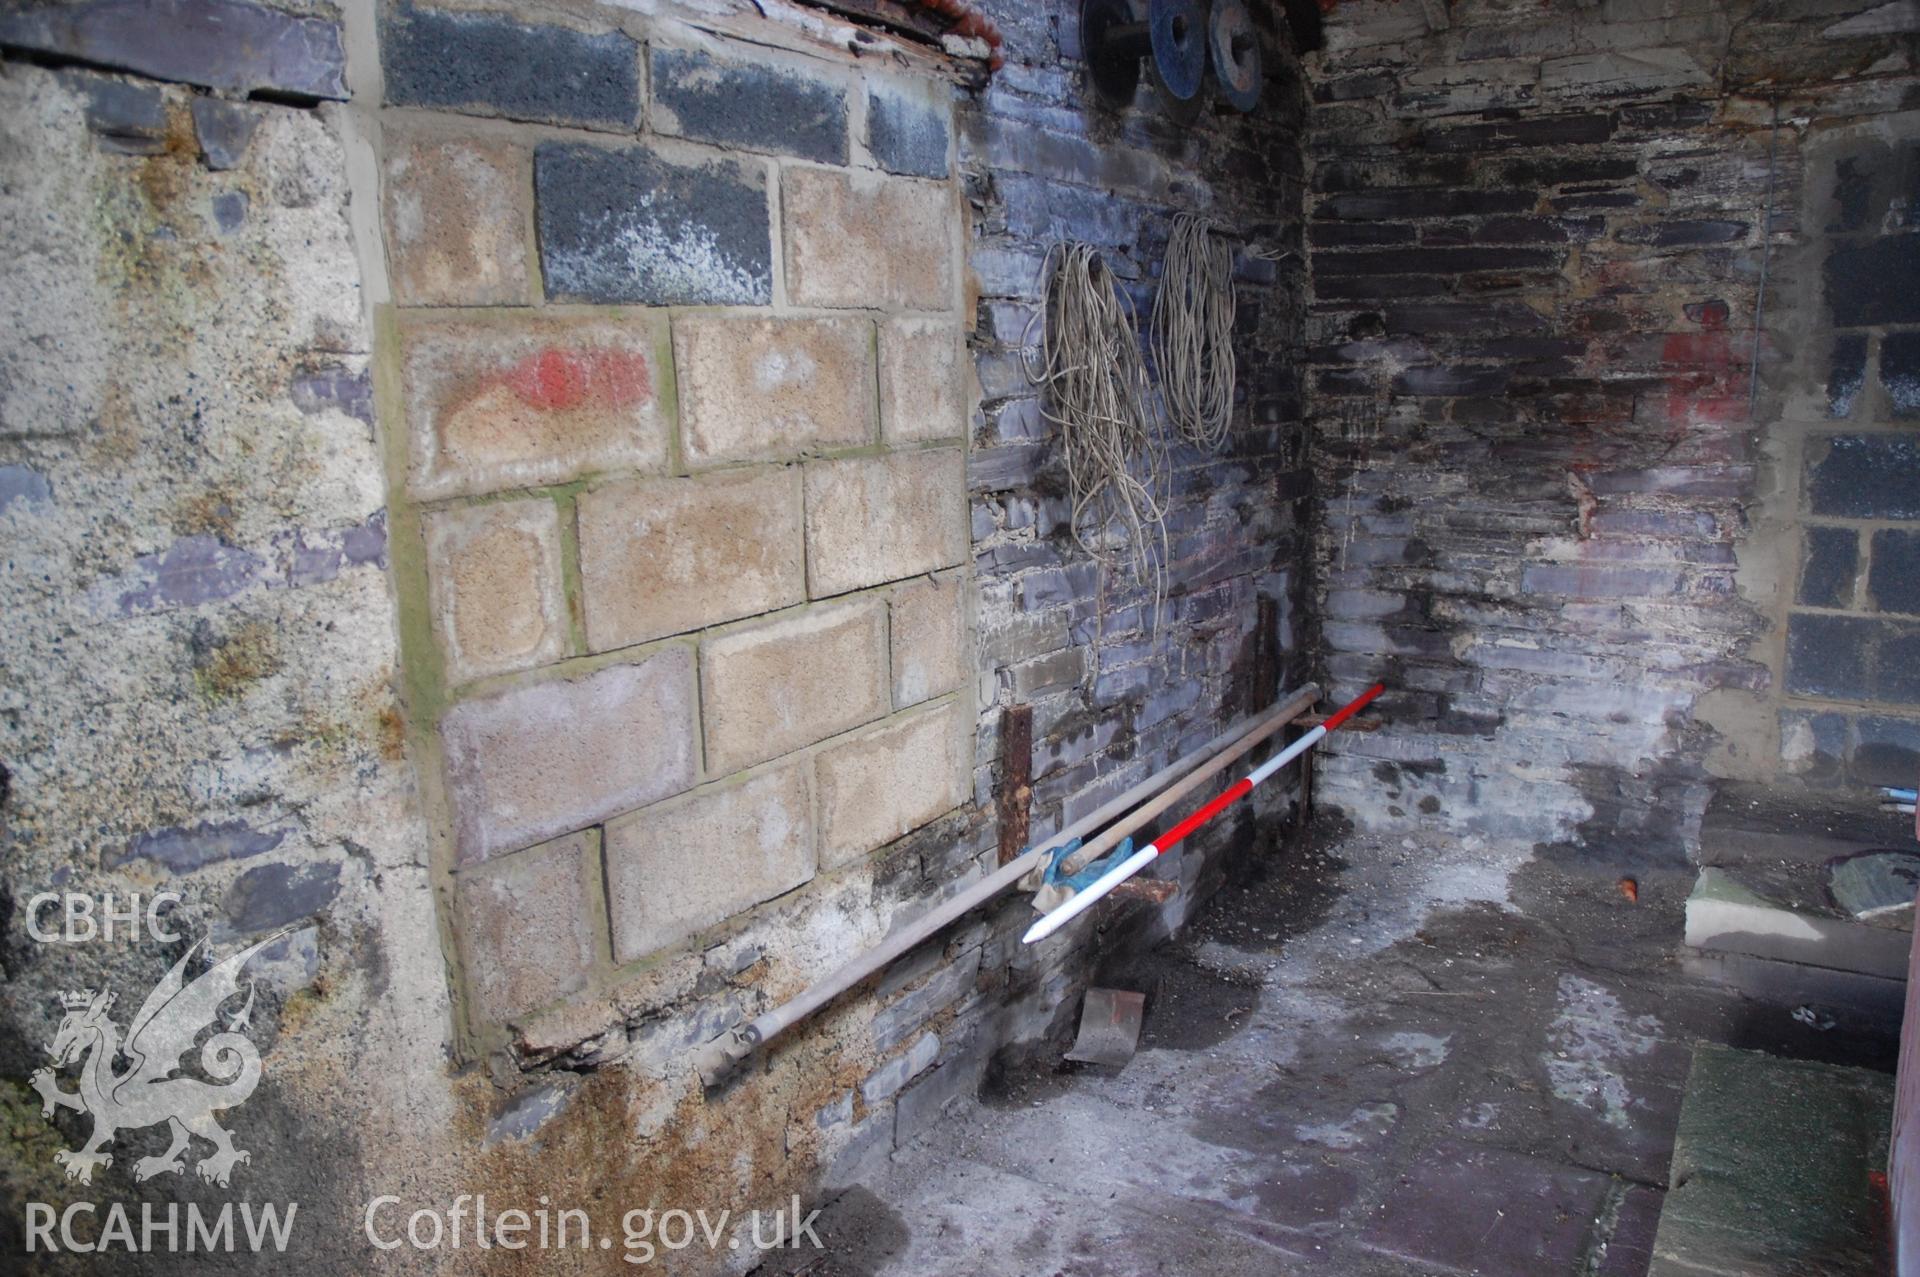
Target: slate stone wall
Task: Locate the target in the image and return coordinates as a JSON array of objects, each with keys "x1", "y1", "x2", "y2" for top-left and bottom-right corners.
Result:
[
  {"x1": 1304, "y1": 0, "x2": 1920, "y2": 860},
  {"x1": 962, "y1": 0, "x2": 1315, "y2": 868}
]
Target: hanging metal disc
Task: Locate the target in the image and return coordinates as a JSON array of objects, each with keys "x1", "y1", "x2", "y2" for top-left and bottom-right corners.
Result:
[
  {"x1": 1209, "y1": 0, "x2": 1262, "y2": 112},
  {"x1": 1147, "y1": 0, "x2": 1207, "y2": 103}
]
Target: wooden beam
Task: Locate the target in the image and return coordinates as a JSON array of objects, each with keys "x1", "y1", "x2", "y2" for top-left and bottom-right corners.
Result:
[
  {"x1": 800, "y1": 0, "x2": 948, "y2": 43},
  {"x1": 997, "y1": 703, "x2": 1033, "y2": 866}
]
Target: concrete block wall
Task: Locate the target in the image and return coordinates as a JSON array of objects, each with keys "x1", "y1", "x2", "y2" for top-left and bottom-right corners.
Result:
[
  {"x1": 371, "y1": 0, "x2": 1320, "y2": 1233},
  {"x1": 1303, "y1": 0, "x2": 1920, "y2": 863},
  {"x1": 367, "y1": 2, "x2": 985, "y2": 1063},
  {"x1": 1777, "y1": 119, "x2": 1920, "y2": 788},
  {"x1": 394, "y1": 0, "x2": 1319, "y2": 1201}
]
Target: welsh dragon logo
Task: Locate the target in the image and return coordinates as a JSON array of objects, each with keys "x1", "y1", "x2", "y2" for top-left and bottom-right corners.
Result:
[{"x1": 31, "y1": 934, "x2": 281, "y2": 1187}]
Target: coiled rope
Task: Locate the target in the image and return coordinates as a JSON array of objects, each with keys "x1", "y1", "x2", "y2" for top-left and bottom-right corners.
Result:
[
  {"x1": 1022, "y1": 243, "x2": 1168, "y2": 613},
  {"x1": 1150, "y1": 214, "x2": 1236, "y2": 450}
]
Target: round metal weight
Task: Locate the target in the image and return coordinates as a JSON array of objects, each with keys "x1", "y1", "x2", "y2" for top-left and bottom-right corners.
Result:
[
  {"x1": 1147, "y1": 0, "x2": 1207, "y2": 102},
  {"x1": 1209, "y1": 0, "x2": 1263, "y2": 113}
]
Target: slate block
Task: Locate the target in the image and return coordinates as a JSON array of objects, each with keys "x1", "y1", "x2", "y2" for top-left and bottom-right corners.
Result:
[
  {"x1": 1319, "y1": 188, "x2": 1535, "y2": 220},
  {"x1": 190, "y1": 97, "x2": 260, "y2": 171},
  {"x1": 1360, "y1": 1140, "x2": 1609, "y2": 1274},
  {"x1": 223, "y1": 860, "x2": 342, "y2": 933},
  {"x1": 1314, "y1": 246, "x2": 1560, "y2": 276},
  {"x1": 0, "y1": 0, "x2": 346, "y2": 99},
  {"x1": 1655, "y1": 1045, "x2": 1892, "y2": 1277},
  {"x1": 1619, "y1": 219, "x2": 1748, "y2": 247},
  {"x1": 1424, "y1": 113, "x2": 1615, "y2": 151},
  {"x1": 56, "y1": 70, "x2": 164, "y2": 154},
  {"x1": 1392, "y1": 365, "x2": 1512, "y2": 397}
]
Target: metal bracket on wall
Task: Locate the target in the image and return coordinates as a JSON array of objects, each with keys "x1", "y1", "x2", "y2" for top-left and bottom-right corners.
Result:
[{"x1": 998, "y1": 702, "x2": 1034, "y2": 866}]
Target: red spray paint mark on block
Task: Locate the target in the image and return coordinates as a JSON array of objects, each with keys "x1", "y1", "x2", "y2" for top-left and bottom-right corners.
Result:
[{"x1": 494, "y1": 348, "x2": 653, "y2": 413}]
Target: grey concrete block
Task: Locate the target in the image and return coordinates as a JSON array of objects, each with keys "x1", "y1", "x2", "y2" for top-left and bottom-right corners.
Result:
[
  {"x1": 1828, "y1": 333, "x2": 1867, "y2": 417},
  {"x1": 1786, "y1": 613, "x2": 1872, "y2": 700},
  {"x1": 1799, "y1": 525, "x2": 1859, "y2": 608},
  {"x1": 1854, "y1": 715, "x2": 1920, "y2": 787},
  {"x1": 651, "y1": 47, "x2": 846, "y2": 163},
  {"x1": 868, "y1": 84, "x2": 950, "y2": 178},
  {"x1": 1869, "y1": 529, "x2": 1920, "y2": 614},
  {"x1": 1779, "y1": 709, "x2": 1847, "y2": 784},
  {"x1": 1880, "y1": 626, "x2": 1920, "y2": 703},
  {"x1": 1825, "y1": 236, "x2": 1920, "y2": 327},
  {"x1": 1808, "y1": 435, "x2": 1920, "y2": 520},
  {"x1": 383, "y1": 4, "x2": 638, "y2": 128},
  {"x1": 1881, "y1": 329, "x2": 1920, "y2": 418},
  {"x1": 534, "y1": 142, "x2": 771, "y2": 305}
]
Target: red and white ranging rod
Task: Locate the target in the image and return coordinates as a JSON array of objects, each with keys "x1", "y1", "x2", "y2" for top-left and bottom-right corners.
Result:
[{"x1": 1022, "y1": 682, "x2": 1387, "y2": 945}]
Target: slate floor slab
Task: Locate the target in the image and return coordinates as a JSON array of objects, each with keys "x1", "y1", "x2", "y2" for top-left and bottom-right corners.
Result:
[{"x1": 765, "y1": 826, "x2": 1901, "y2": 1277}]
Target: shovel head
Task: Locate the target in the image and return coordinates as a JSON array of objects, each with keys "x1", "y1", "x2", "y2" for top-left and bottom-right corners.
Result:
[{"x1": 1064, "y1": 987, "x2": 1145, "y2": 1066}]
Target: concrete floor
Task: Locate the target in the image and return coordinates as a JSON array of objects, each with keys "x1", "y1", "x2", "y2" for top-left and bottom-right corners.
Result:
[{"x1": 765, "y1": 822, "x2": 1901, "y2": 1276}]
